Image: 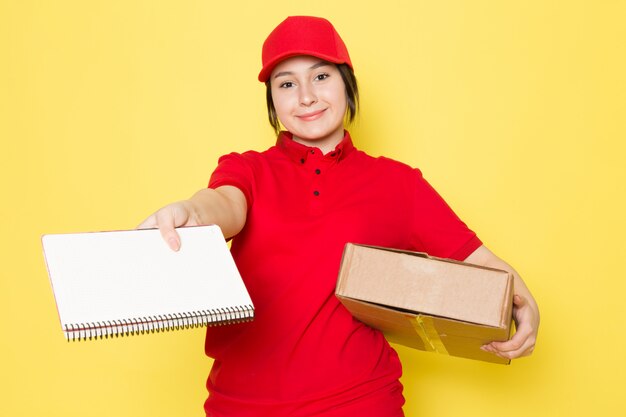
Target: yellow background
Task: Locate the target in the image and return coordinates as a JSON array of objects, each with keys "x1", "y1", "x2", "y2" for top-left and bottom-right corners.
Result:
[{"x1": 2, "y1": 1, "x2": 625, "y2": 416}]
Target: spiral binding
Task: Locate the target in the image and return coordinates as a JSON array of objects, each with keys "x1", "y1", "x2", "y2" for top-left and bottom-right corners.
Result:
[{"x1": 63, "y1": 304, "x2": 255, "y2": 342}]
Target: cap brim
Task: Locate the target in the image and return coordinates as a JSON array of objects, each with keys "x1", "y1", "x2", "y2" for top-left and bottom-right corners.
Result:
[{"x1": 258, "y1": 51, "x2": 347, "y2": 82}]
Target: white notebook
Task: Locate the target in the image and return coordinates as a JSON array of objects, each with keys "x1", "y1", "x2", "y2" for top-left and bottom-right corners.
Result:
[{"x1": 42, "y1": 225, "x2": 254, "y2": 341}]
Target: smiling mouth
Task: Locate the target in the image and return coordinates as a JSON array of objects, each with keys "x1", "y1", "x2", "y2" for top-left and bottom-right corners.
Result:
[{"x1": 297, "y1": 109, "x2": 326, "y2": 121}]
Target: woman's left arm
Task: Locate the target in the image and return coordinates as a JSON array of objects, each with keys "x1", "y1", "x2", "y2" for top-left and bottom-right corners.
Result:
[{"x1": 464, "y1": 245, "x2": 540, "y2": 360}]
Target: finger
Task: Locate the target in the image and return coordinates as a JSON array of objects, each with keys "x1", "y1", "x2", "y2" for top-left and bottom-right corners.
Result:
[
  {"x1": 482, "y1": 340, "x2": 529, "y2": 359},
  {"x1": 155, "y1": 209, "x2": 182, "y2": 251},
  {"x1": 488, "y1": 328, "x2": 536, "y2": 358},
  {"x1": 482, "y1": 316, "x2": 529, "y2": 353},
  {"x1": 490, "y1": 324, "x2": 531, "y2": 352},
  {"x1": 493, "y1": 298, "x2": 533, "y2": 351},
  {"x1": 137, "y1": 214, "x2": 157, "y2": 230},
  {"x1": 482, "y1": 296, "x2": 537, "y2": 359},
  {"x1": 513, "y1": 294, "x2": 527, "y2": 308},
  {"x1": 492, "y1": 340, "x2": 535, "y2": 359}
]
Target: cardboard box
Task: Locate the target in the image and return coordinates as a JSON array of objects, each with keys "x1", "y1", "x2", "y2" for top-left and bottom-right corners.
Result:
[{"x1": 335, "y1": 244, "x2": 514, "y2": 364}]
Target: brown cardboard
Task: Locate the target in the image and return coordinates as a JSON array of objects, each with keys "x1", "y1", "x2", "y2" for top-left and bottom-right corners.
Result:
[{"x1": 335, "y1": 244, "x2": 514, "y2": 364}]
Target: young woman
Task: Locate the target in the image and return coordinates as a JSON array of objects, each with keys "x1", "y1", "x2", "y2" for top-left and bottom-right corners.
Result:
[{"x1": 139, "y1": 16, "x2": 539, "y2": 417}]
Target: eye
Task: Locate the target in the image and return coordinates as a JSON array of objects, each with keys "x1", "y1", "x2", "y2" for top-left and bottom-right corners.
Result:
[
  {"x1": 315, "y1": 73, "x2": 330, "y2": 81},
  {"x1": 279, "y1": 81, "x2": 295, "y2": 88}
]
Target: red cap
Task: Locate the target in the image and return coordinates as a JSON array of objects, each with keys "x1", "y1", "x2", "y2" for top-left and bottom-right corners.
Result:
[{"x1": 258, "y1": 16, "x2": 353, "y2": 82}]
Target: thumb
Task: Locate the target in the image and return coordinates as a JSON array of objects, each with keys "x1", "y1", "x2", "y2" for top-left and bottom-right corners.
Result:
[{"x1": 156, "y1": 210, "x2": 181, "y2": 252}]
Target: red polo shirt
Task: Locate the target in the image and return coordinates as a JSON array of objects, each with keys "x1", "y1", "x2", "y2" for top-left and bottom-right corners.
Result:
[{"x1": 204, "y1": 131, "x2": 481, "y2": 416}]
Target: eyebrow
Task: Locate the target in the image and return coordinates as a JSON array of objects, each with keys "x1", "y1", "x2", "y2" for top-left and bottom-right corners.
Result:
[{"x1": 273, "y1": 61, "x2": 330, "y2": 79}]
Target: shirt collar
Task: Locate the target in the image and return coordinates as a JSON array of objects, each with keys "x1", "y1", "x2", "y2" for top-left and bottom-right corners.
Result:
[{"x1": 276, "y1": 130, "x2": 356, "y2": 164}]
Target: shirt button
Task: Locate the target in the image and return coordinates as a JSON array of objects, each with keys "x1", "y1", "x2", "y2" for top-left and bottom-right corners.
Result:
[
  {"x1": 315, "y1": 169, "x2": 321, "y2": 175},
  {"x1": 310, "y1": 150, "x2": 315, "y2": 154},
  {"x1": 313, "y1": 190, "x2": 320, "y2": 196},
  {"x1": 300, "y1": 158, "x2": 305, "y2": 164}
]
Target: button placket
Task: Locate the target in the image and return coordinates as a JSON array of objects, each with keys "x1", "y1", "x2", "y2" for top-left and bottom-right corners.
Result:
[{"x1": 307, "y1": 150, "x2": 325, "y2": 214}]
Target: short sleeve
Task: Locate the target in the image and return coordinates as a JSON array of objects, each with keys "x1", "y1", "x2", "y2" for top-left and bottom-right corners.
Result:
[
  {"x1": 208, "y1": 152, "x2": 255, "y2": 210},
  {"x1": 410, "y1": 169, "x2": 482, "y2": 260}
]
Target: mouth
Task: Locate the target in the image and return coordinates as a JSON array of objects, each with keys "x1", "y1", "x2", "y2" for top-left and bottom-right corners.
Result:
[{"x1": 296, "y1": 109, "x2": 326, "y2": 121}]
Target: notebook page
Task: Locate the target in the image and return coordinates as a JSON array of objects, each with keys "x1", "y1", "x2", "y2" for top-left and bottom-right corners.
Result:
[{"x1": 42, "y1": 225, "x2": 252, "y2": 327}]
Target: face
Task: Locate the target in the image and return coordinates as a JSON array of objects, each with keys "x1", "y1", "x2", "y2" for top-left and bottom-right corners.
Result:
[{"x1": 270, "y1": 55, "x2": 347, "y2": 152}]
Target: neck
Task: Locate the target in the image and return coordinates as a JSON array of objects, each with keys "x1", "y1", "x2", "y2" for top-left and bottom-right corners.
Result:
[{"x1": 292, "y1": 128, "x2": 345, "y2": 155}]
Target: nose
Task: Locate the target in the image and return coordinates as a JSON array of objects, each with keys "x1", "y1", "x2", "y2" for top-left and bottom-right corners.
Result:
[{"x1": 299, "y1": 83, "x2": 317, "y2": 107}]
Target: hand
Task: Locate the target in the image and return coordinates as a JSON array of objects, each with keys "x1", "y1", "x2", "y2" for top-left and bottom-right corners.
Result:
[
  {"x1": 481, "y1": 294, "x2": 539, "y2": 360},
  {"x1": 137, "y1": 200, "x2": 201, "y2": 251}
]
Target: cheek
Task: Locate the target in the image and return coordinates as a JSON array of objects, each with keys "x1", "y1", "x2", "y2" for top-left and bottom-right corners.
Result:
[
  {"x1": 338, "y1": 92, "x2": 348, "y2": 112},
  {"x1": 323, "y1": 82, "x2": 348, "y2": 110},
  {"x1": 271, "y1": 92, "x2": 292, "y2": 118},
  {"x1": 271, "y1": 94, "x2": 298, "y2": 130}
]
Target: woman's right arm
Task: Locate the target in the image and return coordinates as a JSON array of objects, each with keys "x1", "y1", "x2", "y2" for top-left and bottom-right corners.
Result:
[{"x1": 137, "y1": 185, "x2": 247, "y2": 251}]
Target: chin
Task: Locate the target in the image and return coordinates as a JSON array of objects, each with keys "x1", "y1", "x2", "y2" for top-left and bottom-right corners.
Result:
[{"x1": 293, "y1": 125, "x2": 342, "y2": 141}]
